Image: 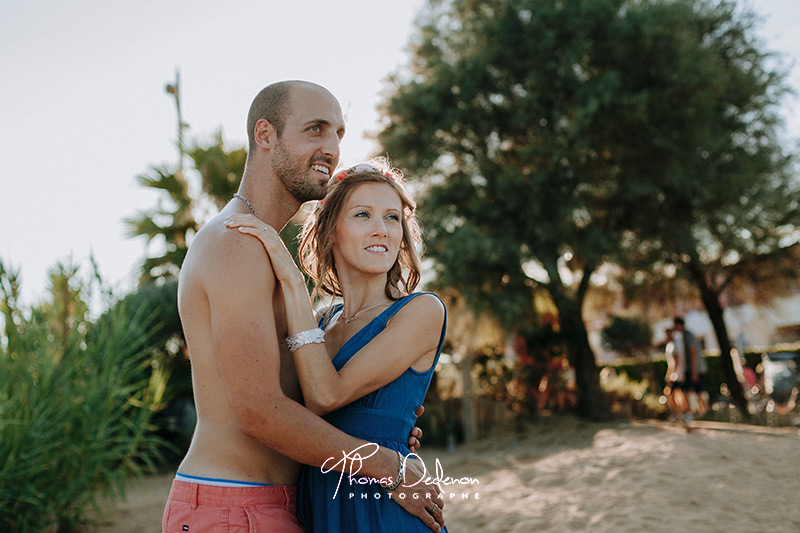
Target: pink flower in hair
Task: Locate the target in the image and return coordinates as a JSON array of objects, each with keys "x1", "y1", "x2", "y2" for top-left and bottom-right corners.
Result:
[{"x1": 335, "y1": 163, "x2": 395, "y2": 181}]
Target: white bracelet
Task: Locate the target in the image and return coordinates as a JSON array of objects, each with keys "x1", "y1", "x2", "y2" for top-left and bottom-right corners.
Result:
[
  {"x1": 379, "y1": 450, "x2": 405, "y2": 491},
  {"x1": 286, "y1": 328, "x2": 325, "y2": 353}
]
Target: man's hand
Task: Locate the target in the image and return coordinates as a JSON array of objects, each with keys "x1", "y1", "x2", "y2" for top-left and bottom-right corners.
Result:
[
  {"x1": 408, "y1": 405, "x2": 424, "y2": 454},
  {"x1": 389, "y1": 454, "x2": 445, "y2": 532}
]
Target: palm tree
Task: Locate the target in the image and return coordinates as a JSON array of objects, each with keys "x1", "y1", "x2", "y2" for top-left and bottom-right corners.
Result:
[
  {"x1": 126, "y1": 130, "x2": 250, "y2": 284},
  {"x1": 190, "y1": 131, "x2": 247, "y2": 210},
  {"x1": 126, "y1": 164, "x2": 197, "y2": 284}
]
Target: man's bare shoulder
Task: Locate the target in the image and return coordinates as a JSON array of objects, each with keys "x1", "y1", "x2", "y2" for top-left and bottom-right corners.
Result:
[{"x1": 183, "y1": 213, "x2": 277, "y2": 293}]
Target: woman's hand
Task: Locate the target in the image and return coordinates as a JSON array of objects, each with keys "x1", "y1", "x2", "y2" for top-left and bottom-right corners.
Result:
[{"x1": 224, "y1": 214, "x2": 306, "y2": 289}]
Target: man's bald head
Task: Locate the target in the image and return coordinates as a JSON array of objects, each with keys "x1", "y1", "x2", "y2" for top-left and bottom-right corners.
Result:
[{"x1": 246, "y1": 81, "x2": 333, "y2": 155}]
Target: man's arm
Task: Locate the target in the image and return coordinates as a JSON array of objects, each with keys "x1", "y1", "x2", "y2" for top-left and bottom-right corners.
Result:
[{"x1": 206, "y1": 230, "x2": 443, "y2": 529}]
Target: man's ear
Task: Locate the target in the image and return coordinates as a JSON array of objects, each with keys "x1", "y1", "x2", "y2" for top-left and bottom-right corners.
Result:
[{"x1": 253, "y1": 118, "x2": 276, "y2": 150}]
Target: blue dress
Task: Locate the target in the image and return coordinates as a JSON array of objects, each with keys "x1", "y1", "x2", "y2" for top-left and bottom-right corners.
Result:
[{"x1": 297, "y1": 292, "x2": 448, "y2": 532}]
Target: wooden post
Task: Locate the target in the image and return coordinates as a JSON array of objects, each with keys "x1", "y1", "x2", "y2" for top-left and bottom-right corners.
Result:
[{"x1": 459, "y1": 345, "x2": 477, "y2": 443}]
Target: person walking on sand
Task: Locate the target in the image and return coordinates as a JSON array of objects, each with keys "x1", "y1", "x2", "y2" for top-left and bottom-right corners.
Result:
[
  {"x1": 664, "y1": 327, "x2": 689, "y2": 417},
  {"x1": 162, "y1": 81, "x2": 444, "y2": 533},
  {"x1": 673, "y1": 317, "x2": 709, "y2": 418}
]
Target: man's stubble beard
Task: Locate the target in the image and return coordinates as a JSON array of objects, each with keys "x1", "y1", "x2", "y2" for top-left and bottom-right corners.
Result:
[{"x1": 272, "y1": 137, "x2": 328, "y2": 204}]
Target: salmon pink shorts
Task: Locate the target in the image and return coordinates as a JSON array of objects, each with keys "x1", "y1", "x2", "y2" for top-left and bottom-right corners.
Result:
[{"x1": 162, "y1": 478, "x2": 306, "y2": 532}]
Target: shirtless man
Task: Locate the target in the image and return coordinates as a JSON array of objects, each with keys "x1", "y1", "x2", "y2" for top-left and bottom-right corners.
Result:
[{"x1": 162, "y1": 81, "x2": 444, "y2": 532}]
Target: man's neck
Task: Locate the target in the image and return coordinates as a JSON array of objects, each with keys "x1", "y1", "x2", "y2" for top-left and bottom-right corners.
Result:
[{"x1": 238, "y1": 173, "x2": 302, "y2": 230}]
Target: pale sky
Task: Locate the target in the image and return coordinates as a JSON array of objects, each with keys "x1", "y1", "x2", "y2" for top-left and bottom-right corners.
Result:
[{"x1": 1, "y1": 0, "x2": 799, "y2": 307}]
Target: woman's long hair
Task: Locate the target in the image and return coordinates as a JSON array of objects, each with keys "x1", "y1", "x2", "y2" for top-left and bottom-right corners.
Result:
[{"x1": 297, "y1": 157, "x2": 422, "y2": 303}]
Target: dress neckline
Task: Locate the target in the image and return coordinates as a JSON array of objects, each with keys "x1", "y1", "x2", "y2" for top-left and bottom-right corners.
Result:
[{"x1": 324, "y1": 296, "x2": 413, "y2": 365}]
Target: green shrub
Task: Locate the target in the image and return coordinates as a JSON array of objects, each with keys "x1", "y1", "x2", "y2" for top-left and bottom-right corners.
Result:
[
  {"x1": 0, "y1": 262, "x2": 167, "y2": 532},
  {"x1": 608, "y1": 352, "x2": 769, "y2": 401},
  {"x1": 600, "y1": 367, "x2": 668, "y2": 419},
  {"x1": 601, "y1": 316, "x2": 653, "y2": 359},
  {"x1": 115, "y1": 280, "x2": 195, "y2": 465}
]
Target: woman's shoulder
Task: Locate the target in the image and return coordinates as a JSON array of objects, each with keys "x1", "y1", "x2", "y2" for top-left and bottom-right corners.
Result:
[
  {"x1": 406, "y1": 291, "x2": 443, "y2": 304},
  {"x1": 396, "y1": 292, "x2": 445, "y2": 320}
]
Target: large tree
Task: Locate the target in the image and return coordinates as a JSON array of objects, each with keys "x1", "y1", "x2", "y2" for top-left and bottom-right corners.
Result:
[
  {"x1": 597, "y1": 0, "x2": 800, "y2": 412},
  {"x1": 379, "y1": 0, "x2": 635, "y2": 420},
  {"x1": 378, "y1": 0, "x2": 797, "y2": 418}
]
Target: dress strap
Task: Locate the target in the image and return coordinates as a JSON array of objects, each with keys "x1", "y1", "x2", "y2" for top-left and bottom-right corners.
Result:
[
  {"x1": 378, "y1": 292, "x2": 447, "y2": 355},
  {"x1": 318, "y1": 293, "x2": 448, "y2": 357}
]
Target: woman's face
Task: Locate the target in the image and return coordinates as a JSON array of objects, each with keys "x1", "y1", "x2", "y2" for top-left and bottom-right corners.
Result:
[{"x1": 332, "y1": 182, "x2": 404, "y2": 277}]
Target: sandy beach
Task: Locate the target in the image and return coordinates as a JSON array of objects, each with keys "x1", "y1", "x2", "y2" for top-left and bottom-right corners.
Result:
[{"x1": 86, "y1": 417, "x2": 800, "y2": 533}]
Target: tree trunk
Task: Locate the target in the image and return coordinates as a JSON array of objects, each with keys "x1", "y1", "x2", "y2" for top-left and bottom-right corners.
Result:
[
  {"x1": 685, "y1": 257, "x2": 749, "y2": 414},
  {"x1": 458, "y1": 346, "x2": 477, "y2": 443},
  {"x1": 551, "y1": 277, "x2": 610, "y2": 421}
]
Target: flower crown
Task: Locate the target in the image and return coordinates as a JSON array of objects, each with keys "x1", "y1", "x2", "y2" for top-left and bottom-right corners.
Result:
[{"x1": 333, "y1": 163, "x2": 396, "y2": 181}]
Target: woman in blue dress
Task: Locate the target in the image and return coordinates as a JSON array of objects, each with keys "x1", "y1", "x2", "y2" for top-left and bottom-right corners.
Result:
[{"x1": 226, "y1": 158, "x2": 448, "y2": 532}]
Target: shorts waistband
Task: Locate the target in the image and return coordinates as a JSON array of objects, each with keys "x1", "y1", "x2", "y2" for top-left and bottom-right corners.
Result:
[
  {"x1": 175, "y1": 471, "x2": 273, "y2": 487},
  {"x1": 168, "y1": 479, "x2": 298, "y2": 510}
]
